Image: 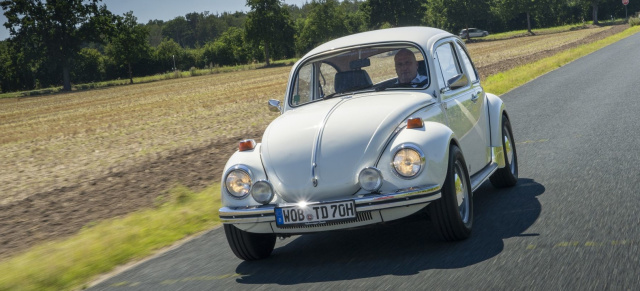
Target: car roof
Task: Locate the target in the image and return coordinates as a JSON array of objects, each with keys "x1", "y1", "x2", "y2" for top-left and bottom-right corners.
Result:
[{"x1": 302, "y1": 26, "x2": 453, "y2": 59}]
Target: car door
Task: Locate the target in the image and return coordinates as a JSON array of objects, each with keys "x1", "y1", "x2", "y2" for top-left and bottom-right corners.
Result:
[
  {"x1": 434, "y1": 40, "x2": 489, "y2": 175},
  {"x1": 454, "y1": 40, "x2": 491, "y2": 172}
]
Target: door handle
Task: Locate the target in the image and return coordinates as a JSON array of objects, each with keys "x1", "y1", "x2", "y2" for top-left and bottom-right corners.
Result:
[{"x1": 471, "y1": 91, "x2": 482, "y2": 103}]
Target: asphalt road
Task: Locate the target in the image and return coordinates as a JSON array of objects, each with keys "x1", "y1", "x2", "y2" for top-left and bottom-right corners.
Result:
[{"x1": 90, "y1": 31, "x2": 640, "y2": 290}]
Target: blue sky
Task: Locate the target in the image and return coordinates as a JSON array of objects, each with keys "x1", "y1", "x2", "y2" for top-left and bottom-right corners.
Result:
[{"x1": 1, "y1": 0, "x2": 311, "y2": 41}]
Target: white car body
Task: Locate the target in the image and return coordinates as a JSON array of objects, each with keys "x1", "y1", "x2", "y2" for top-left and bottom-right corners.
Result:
[{"x1": 219, "y1": 27, "x2": 518, "y2": 260}]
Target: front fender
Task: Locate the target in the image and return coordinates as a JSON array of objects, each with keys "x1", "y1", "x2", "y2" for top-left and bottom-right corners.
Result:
[
  {"x1": 375, "y1": 121, "x2": 455, "y2": 192},
  {"x1": 486, "y1": 92, "x2": 507, "y2": 147},
  {"x1": 221, "y1": 144, "x2": 281, "y2": 208}
]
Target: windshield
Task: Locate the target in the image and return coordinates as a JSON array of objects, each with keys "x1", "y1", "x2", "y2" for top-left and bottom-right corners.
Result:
[{"x1": 289, "y1": 44, "x2": 429, "y2": 107}]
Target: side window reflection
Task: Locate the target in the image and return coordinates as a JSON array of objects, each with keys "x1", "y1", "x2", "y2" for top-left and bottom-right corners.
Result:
[
  {"x1": 455, "y1": 42, "x2": 478, "y2": 82},
  {"x1": 292, "y1": 64, "x2": 313, "y2": 105},
  {"x1": 435, "y1": 43, "x2": 461, "y2": 88}
]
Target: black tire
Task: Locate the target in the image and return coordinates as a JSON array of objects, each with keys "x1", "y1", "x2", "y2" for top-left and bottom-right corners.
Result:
[
  {"x1": 429, "y1": 145, "x2": 473, "y2": 241},
  {"x1": 223, "y1": 224, "x2": 276, "y2": 261},
  {"x1": 490, "y1": 115, "x2": 518, "y2": 188}
]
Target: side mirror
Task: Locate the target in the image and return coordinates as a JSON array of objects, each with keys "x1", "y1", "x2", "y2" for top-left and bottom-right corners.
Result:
[
  {"x1": 447, "y1": 74, "x2": 469, "y2": 91},
  {"x1": 268, "y1": 99, "x2": 282, "y2": 113}
]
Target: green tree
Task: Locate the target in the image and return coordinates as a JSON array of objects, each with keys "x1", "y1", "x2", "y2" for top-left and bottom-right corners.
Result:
[
  {"x1": 342, "y1": 1, "x2": 368, "y2": 34},
  {"x1": 147, "y1": 21, "x2": 164, "y2": 47},
  {"x1": 0, "y1": 39, "x2": 37, "y2": 92},
  {"x1": 0, "y1": 41, "x2": 12, "y2": 92},
  {"x1": 295, "y1": 0, "x2": 348, "y2": 55},
  {"x1": 73, "y1": 47, "x2": 105, "y2": 83},
  {"x1": 203, "y1": 27, "x2": 250, "y2": 66},
  {"x1": 362, "y1": 0, "x2": 425, "y2": 28},
  {"x1": 163, "y1": 16, "x2": 191, "y2": 47},
  {"x1": 245, "y1": 0, "x2": 295, "y2": 65},
  {"x1": 155, "y1": 38, "x2": 183, "y2": 71},
  {"x1": 0, "y1": 0, "x2": 114, "y2": 91},
  {"x1": 422, "y1": 0, "x2": 450, "y2": 30},
  {"x1": 492, "y1": 0, "x2": 548, "y2": 34},
  {"x1": 585, "y1": 0, "x2": 605, "y2": 24},
  {"x1": 107, "y1": 12, "x2": 150, "y2": 84},
  {"x1": 220, "y1": 11, "x2": 247, "y2": 29}
]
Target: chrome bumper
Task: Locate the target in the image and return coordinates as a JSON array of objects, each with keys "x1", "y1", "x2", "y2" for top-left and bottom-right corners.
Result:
[{"x1": 219, "y1": 184, "x2": 441, "y2": 224}]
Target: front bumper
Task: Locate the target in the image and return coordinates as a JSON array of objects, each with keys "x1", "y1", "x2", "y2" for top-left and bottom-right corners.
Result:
[{"x1": 219, "y1": 184, "x2": 441, "y2": 232}]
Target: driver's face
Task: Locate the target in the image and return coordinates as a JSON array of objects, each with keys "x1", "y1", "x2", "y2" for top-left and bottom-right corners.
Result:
[{"x1": 395, "y1": 52, "x2": 418, "y2": 84}]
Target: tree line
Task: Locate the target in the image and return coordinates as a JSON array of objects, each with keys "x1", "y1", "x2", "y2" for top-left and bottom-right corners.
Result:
[{"x1": 1, "y1": 0, "x2": 637, "y2": 93}]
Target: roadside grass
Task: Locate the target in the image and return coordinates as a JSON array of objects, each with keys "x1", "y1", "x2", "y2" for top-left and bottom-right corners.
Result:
[
  {"x1": 483, "y1": 25, "x2": 640, "y2": 95},
  {"x1": 478, "y1": 20, "x2": 629, "y2": 41},
  {"x1": 465, "y1": 25, "x2": 616, "y2": 75},
  {"x1": 0, "y1": 184, "x2": 221, "y2": 291},
  {"x1": 474, "y1": 23, "x2": 586, "y2": 41}
]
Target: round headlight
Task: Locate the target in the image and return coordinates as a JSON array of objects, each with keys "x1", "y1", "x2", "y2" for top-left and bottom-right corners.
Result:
[
  {"x1": 224, "y1": 167, "x2": 252, "y2": 199},
  {"x1": 359, "y1": 167, "x2": 383, "y2": 192},
  {"x1": 251, "y1": 180, "x2": 274, "y2": 204},
  {"x1": 392, "y1": 145, "x2": 425, "y2": 178}
]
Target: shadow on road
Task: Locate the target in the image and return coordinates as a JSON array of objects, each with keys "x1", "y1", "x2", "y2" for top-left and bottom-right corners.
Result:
[{"x1": 234, "y1": 178, "x2": 545, "y2": 285}]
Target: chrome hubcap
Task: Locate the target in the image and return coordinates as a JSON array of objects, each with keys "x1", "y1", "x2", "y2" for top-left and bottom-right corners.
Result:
[
  {"x1": 454, "y1": 161, "x2": 469, "y2": 223},
  {"x1": 504, "y1": 129, "x2": 515, "y2": 173}
]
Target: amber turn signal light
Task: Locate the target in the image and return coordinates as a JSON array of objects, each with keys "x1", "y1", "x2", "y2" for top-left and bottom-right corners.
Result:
[
  {"x1": 238, "y1": 139, "x2": 256, "y2": 151},
  {"x1": 406, "y1": 117, "x2": 424, "y2": 129}
]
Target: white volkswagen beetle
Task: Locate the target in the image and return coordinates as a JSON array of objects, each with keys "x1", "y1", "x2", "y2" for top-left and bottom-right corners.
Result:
[{"x1": 219, "y1": 26, "x2": 518, "y2": 261}]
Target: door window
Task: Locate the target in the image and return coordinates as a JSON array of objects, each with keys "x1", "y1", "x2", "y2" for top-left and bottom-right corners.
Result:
[
  {"x1": 292, "y1": 63, "x2": 313, "y2": 105},
  {"x1": 455, "y1": 42, "x2": 478, "y2": 82},
  {"x1": 434, "y1": 43, "x2": 462, "y2": 90}
]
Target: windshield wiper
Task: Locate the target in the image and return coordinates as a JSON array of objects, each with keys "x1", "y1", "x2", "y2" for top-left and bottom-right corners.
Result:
[
  {"x1": 323, "y1": 92, "x2": 346, "y2": 99},
  {"x1": 376, "y1": 81, "x2": 427, "y2": 91},
  {"x1": 324, "y1": 84, "x2": 373, "y2": 99}
]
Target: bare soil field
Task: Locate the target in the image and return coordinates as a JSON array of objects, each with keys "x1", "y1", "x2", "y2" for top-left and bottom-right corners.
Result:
[{"x1": 0, "y1": 24, "x2": 628, "y2": 259}]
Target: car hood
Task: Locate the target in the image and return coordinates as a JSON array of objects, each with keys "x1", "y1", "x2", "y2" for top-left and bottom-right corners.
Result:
[{"x1": 261, "y1": 92, "x2": 434, "y2": 203}]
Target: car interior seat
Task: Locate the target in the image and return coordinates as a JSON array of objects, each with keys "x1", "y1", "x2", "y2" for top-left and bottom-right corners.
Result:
[
  {"x1": 417, "y1": 60, "x2": 427, "y2": 77},
  {"x1": 334, "y1": 70, "x2": 373, "y2": 94}
]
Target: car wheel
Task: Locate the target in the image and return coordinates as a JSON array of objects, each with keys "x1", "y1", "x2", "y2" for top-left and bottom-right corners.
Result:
[
  {"x1": 223, "y1": 224, "x2": 276, "y2": 261},
  {"x1": 483, "y1": 32, "x2": 488, "y2": 37},
  {"x1": 490, "y1": 114, "x2": 518, "y2": 188},
  {"x1": 429, "y1": 145, "x2": 473, "y2": 241}
]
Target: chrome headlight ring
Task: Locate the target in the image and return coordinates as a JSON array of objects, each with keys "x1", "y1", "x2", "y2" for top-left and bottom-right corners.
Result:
[
  {"x1": 358, "y1": 167, "x2": 384, "y2": 192},
  {"x1": 224, "y1": 165, "x2": 253, "y2": 199},
  {"x1": 251, "y1": 180, "x2": 275, "y2": 205},
  {"x1": 391, "y1": 143, "x2": 426, "y2": 179}
]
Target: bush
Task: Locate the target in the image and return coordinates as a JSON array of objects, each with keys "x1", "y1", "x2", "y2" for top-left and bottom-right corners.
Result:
[
  {"x1": 629, "y1": 17, "x2": 640, "y2": 27},
  {"x1": 73, "y1": 48, "x2": 105, "y2": 83}
]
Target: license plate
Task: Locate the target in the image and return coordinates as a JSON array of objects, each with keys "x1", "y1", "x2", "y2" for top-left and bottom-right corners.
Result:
[{"x1": 275, "y1": 200, "x2": 356, "y2": 226}]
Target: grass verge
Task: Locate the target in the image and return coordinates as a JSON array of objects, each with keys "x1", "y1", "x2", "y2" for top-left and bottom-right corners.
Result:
[
  {"x1": 0, "y1": 184, "x2": 221, "y2": 291},
  {"x1": 477, "y1": 20, "x2": 629, "y2": 41},
  {"x1": 482, "y1": 23, "x2": 587, "y2": 40},
  {"x1": 483, "y1": 25, "x2": 640, "y2": 95}
]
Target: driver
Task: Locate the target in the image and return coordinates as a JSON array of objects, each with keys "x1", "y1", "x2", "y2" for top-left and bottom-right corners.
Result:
[{"x1": 394, "y1": 48, "x2": 427, "y2": 86}]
